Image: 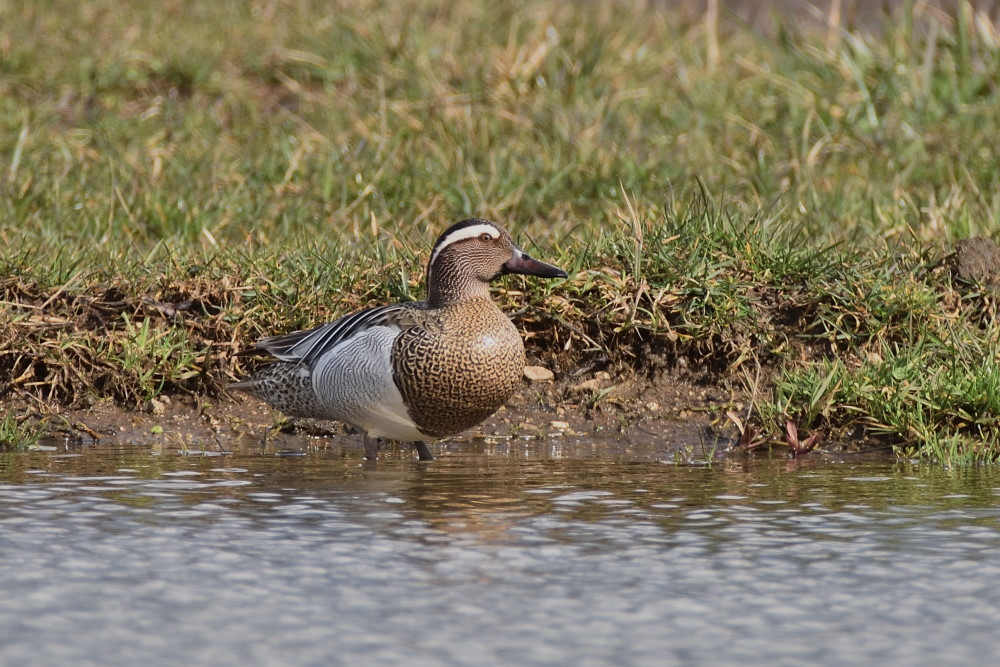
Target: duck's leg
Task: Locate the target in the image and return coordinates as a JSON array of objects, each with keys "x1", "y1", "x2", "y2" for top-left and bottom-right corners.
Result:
[
  {"x1": 363, "y1": 435, "x2": 381, "y2": 460},
  {"x1": 412, "y1": 441, "x2": 434, "y2": 461}
]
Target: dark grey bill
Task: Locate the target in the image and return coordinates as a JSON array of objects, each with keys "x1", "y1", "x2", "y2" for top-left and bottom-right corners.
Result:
[{"x1": 503, "y1": 250, "x2": 568, "y2": 279}]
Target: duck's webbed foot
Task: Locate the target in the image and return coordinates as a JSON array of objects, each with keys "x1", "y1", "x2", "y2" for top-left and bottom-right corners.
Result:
[
  {"x1": 412, "y1": 441, "x2": 434, "y2": 461},
  {"x1": 363, "y1": 436, "x2": 433, "y2": 461},
  {"x1": 363, "y1": 435, "x2": 381, "y2": 461}
]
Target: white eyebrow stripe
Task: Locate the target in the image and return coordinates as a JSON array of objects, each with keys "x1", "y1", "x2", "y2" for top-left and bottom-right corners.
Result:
[{"x1": 428, "y1": 223, "x2": 499, "y2": 268}]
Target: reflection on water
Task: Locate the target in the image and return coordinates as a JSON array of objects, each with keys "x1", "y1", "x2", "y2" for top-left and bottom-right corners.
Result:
[{"x1": 2, "y1": 441, "x2": 1000, "y2": 665}]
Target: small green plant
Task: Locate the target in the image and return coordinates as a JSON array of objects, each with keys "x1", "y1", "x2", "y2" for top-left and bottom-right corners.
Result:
[{"x1": 0, "y1": 413, "x2": 45, "y2": 450}]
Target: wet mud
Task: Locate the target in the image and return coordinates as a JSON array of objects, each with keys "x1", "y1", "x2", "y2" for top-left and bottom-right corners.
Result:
[{"x1": 20, "y1": 369, "x2": 880, "y2": 463}]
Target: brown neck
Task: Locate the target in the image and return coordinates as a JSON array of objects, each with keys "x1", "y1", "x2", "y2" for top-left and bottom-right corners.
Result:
[{"x1": 426, "y1": 263, "x2": 492, "y2": 307}]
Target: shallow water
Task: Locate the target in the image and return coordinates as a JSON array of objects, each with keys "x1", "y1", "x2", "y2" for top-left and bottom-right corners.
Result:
[{"x1": 2, "y1": 440, "x2": 1000, "y2": 666}]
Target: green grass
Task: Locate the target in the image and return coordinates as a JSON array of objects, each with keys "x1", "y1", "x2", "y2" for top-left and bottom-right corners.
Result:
[
  {"x1": 0, "y1": 411, "x2": 44, "y2": 450},
  {"x1": 2, "y1": 0, "x2": 999, "y2": 462}
]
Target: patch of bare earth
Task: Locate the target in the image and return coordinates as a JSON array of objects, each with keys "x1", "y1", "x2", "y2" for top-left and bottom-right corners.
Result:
[{"x1": 15, "y1": 363, "x2": 878, "y2": 462}]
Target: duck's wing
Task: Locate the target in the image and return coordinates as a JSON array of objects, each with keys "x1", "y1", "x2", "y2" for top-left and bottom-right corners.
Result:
[{"x1": 255, "y1": 302, "x2": 423, "y2": 366}]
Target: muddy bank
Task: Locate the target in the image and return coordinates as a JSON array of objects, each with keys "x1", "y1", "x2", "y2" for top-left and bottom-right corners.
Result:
[
  {"x1": 16, "y1": 367, "x2": 881, "y2": 462},
  {"x1": 4, "y1": 236, "x2": 997, "y2": 458}
]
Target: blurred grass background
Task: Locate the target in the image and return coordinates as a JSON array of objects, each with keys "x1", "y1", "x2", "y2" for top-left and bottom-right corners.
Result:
[{"x1": 3, "y1": 0, "x2": 999, "y2": 257}]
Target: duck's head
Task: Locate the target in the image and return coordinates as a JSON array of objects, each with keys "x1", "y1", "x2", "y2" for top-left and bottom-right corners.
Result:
[{"x1": 426, "y1": 218, "x2": 567, "y2": 305}]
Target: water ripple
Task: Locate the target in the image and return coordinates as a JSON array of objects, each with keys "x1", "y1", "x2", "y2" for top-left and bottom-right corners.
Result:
[{"x1": 1, "y1": 447, "x2": 999, "y2": 665}]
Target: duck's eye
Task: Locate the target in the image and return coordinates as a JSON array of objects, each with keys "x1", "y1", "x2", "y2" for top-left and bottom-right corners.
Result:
[{"x1": 480, "y1": 233, "x2": 494, "y2": 243}]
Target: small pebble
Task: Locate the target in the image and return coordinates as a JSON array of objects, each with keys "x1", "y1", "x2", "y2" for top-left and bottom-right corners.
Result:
[
  {"x1": 523, "y1": 365, "x2": 555, "y2": 382},
  {"x1": 572, "y1": 378, "x2": 601, "y2": 392}
]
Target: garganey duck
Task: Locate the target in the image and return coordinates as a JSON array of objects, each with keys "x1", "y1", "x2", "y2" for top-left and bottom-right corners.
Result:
[{"x1": 231, "y1": 218, "x2": 567, "y2": 460}]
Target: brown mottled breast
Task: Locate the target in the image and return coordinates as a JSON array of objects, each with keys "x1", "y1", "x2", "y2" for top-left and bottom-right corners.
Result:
[{"x1": 391, "y1": 298, "x2": 525, "y2": 438}]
